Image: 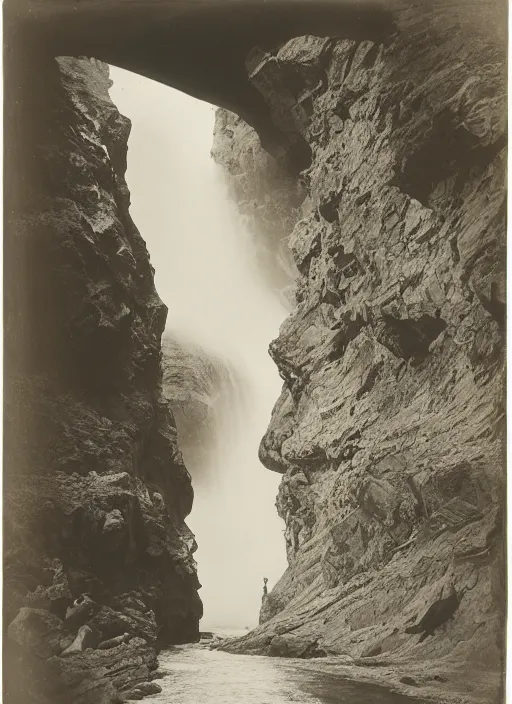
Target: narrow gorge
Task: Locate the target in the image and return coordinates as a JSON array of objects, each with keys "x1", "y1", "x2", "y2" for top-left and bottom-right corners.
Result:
[
  {"x1": 108, "y1": 68, "x2": 290, "y2": 631},
  {"x1": 4, "y1": 2, "x2": 506, "y2": 704}
]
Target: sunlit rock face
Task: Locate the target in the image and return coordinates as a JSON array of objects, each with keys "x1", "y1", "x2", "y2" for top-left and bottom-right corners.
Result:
[
  {"x1": 214, "y1": 15, "x2": 506, "y2": 700},
  {"x1": 4, "y1": 57, "x2": 201, "y2": 703}
]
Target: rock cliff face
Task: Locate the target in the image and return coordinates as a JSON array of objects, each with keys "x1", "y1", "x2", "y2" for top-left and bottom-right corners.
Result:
[
  {"x1": 161, "y1": 334, "x2": 237, "y2": 473},
  {"x1": 4, "y1": 56, "x2": 201, "y2": 703},
  {"x1": 211, "y1": 117, "x2": 300, "y2": 303},
  {"x1": 213, "y1": 16, "x2": 506, "y2": 702}
]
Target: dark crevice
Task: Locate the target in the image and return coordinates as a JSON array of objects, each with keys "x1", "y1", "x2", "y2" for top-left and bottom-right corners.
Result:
[
  {"x1": 355, "y1": 191, "x2": 372, "y2": 207},
  {"x1": 316, "y1": 38, "x2": 339, "y2": 93},
  {"x1": 298, "y1": 242, "x2": 321, "y2": 277},
  {"x1": 333, "y1": 101, "x2": 351, "y2": 121},
  {"x1": 361, "y1": 42, "x2": 379, "y2": 69},
  {"x1": 318, "y1": 191, "x2": 342, "y2": 222},
  {"x1": 450, "y1": 236, "x2": 461, "y2": 265},
  {"x1": 340, "y1": 42, "x2": 358, "y2": 85},
  {"x1": 376, "y1": 314, "x2": 447, "y2": 364},
  {"x1": 328, "y1": 245, "x2": 356, "y2": 271},
  {"x1": 277, "y1": 138, "x2": 313, "y2": 176},
  {"x1": 326, "y1": 314, "x2": 366, "y2": 364},
  {"x1": 393, "y1": 109, "x2": 507, "y2": 206},
  {"x1": 356, "y1": 361, "x2": 384, "y2": 400},
  {"x1": 477, "y1": 282, "x2": 506, "y2": 328}
]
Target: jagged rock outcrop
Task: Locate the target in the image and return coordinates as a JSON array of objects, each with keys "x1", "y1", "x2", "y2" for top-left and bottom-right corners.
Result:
[
  {"x1": 161, "y1": 334, "x2": 238, "y2": 473},
  {"x1": 4, "y1": 56, "x2": 201, "y2": 703},
  {"x1": 212, "y1": 113, "x2": 300, "y2": 303},
  {"x1": 213, "y1": 9, "x2": 506, "y2": 702}
]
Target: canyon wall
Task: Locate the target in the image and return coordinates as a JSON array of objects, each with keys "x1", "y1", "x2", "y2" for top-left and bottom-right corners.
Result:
[
  {"x1": 211, "y1": 123, "x2": 300, "y2": 303},
  {"x1": 4, "y1": 57, "x2": 201, "y2": 703},
  {"x1": 161, "y1": 334, "x2": 237, "y2": 472},
  {"x1": 213, "y1": 13, "x2": 506, "y2": 702}
]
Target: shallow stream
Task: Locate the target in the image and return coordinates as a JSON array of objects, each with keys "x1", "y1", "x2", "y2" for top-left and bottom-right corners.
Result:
[{"x1": 152, "y1": 645, "x2": 426, "y2": 704}]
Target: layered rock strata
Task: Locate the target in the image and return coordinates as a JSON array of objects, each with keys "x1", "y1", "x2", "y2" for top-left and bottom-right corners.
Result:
[
  {"x1": 213, "y1": 11, "x2": 506, "y2": 702},
  {"x1": 4, "y1": 56, "x2": 201, "y2": 703}
]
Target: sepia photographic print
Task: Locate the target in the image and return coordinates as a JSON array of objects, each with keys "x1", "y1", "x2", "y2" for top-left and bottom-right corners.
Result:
[{"x1": 3, "y1": 1, "x2": 507, "y2": 703}]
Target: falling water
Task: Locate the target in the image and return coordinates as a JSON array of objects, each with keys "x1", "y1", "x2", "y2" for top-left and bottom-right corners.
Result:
[{"x1": 109, "y1": 67, "x2": 289, "y2": 630}]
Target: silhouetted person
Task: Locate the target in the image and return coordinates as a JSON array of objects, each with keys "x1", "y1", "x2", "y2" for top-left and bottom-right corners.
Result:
[{"x1": 263, "y1": 577, "x2": 268, "y2": 597}]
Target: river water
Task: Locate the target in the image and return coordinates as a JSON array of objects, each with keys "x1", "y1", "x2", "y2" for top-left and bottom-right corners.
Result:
[{"x1": 151, "y1": 645, "x2": 426, "y2": 704}]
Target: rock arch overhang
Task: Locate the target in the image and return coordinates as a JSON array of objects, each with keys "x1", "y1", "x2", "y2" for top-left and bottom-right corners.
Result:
[
  {"x1": 5, "y1": 0, "x2": 396, "y2": 159},
  {"x1": 3, "y1": 1, "x2": 507, "y2": 336},
  {"x1": 5, "y1": 0, "x2": 506, "y2": 169}
]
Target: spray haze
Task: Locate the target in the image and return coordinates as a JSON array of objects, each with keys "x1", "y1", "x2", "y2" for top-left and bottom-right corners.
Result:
[{"x1": 110, "y1": 66, "x2": 288, "y2": 629}]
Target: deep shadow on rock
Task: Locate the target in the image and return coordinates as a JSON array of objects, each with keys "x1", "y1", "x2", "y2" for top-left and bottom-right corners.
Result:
[{"x1": 4, "y1": 57, "x2": 202, "y2": 703}]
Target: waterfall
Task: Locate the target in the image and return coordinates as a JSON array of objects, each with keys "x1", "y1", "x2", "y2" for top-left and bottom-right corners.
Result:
[{"x1": 110, "y1": 67, "x2": 289, "y2": 630}]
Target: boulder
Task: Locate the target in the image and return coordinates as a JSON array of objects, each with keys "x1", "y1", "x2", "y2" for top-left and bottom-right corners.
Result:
[
  {"x1": 102, "y1": 509, "x2": 127, "y2": 550},
  {"x1": 88, "y1": 606, "x2": 156, "y2": 643},
  {"x1": 269, "y1": 634, "x2": 326, "y2": 658},
  {"x1": 123, "y1": 682, "x2": 161, "y2": 700},
  {"x1": 135, "y1": 682, "x2": 162, "y2": 695},
  {"x1": 8, "y1": 607, "x2": 64, "y2": 659},
  {"x1": 400, "y1": 676, "x2": 419, "y2": 687},
  {"x1": 23, "y1": 560, "x2": 73, "y2": 618},
  {"x1": 61, "y1": 625, "x2": 95, "y2": 656},
  {"x1": 360, "y1": 642, "x2": 383, "y2": 658},
  {"x1": 98, "y1": 632, "x2": 131, "y2": 650},
  {"x1": 65, "y1": 595, "x2": 97, "y2": 630}
]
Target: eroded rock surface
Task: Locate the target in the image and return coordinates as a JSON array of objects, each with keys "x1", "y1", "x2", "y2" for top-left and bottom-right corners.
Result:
[
  {"x1": 211, "y1": 113, "x2": 300, "y2": 303},
  {"x1": 5, "y1": 56, "x2": 201, "y2": 703},
  {"x1": 213, "y1": 8, "x2": 506, "y2": 702},
  {"x1": 161, "y1": 335, "x2": 238, "y2": 473}
]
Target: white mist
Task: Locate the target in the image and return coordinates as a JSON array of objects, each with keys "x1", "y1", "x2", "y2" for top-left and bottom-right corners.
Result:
[{"x1": 109, "y1": 67, "x2": 288, "y2": 630}]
